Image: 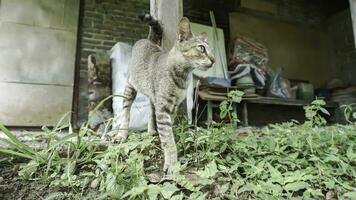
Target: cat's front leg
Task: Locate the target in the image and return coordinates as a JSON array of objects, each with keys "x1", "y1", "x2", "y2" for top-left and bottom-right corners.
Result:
[
  {"x1": 148, "y1": 101, "x2": 157, "y2": 135},
  {"x1": 155, "y1": 105, "x2": 178, "y2": 174},
  {"x1": 113, "y1": 83, "x2": 137, "y2": 142}
]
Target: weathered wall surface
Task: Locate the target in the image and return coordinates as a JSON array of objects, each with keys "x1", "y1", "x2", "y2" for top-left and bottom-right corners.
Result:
[
  {"x1": 0, "y1": 0, "x2": 80, "y2": 126},
  {"x1": 229, "y1": 0, "x2": 356, "y2": 87},
  {"x1": 230, "y1": 12, "x2": 334, "y2": 87},
  {"x1": 238, "y1": 0, "x2": 327, "y2": 28},
  {"x1": 328, "y1": 9, "x2": 356, "y2": 85}
]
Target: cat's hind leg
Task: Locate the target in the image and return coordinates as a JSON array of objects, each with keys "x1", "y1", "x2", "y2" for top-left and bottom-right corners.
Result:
[{"x1": 113, "y1": 82, "x2": 137, "y2": 142}]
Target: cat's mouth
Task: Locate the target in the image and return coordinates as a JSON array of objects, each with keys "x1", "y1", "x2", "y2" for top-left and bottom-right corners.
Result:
[
  {"x1": 198, "y1": 64, "x2": 213, "y2": 71},
  {"x1": 199, "y1": 57, "x2": 215, "y2": 70}
]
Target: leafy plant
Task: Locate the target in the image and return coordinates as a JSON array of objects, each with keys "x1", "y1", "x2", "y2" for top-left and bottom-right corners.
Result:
[
  {"x1": 341, "y1": 103, "x2": 356, "y2": 124},
  {"x1": 303, "y1": 99, "x2": 330, "y2": 127},
  {"x1": 219, "y1": 90, "x2": 244, "y2": 124},
  {"x1": 1, "y1": 99, "x2": 355, "y2": 199}
]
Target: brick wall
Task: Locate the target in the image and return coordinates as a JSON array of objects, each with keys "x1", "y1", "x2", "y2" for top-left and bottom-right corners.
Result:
[
  {"x1": 75, "y1": 0, "x2": 231, "y2": 123},
  {"x1": 76, "y1": 0, "x2": 150, "y2": 123},
  {"x1": 329, "y1": 9, "x2": 356, "y2": 85}
]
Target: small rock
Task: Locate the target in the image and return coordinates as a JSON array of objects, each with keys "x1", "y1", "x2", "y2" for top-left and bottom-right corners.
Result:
[
  {"x1": 90, "y1": 178, "x2": 99, "y2": 188},
  {"x1": 326, "y1": 190, "x2": 336, "y2": 200},
  {"x1": 147, "y1": 173, "x2": 162, "y2": 183}
]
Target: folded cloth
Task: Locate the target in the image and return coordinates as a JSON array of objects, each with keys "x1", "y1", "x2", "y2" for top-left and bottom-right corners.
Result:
[{"x1": 229, "y1": 64, "x2": 266, "y2": 89}]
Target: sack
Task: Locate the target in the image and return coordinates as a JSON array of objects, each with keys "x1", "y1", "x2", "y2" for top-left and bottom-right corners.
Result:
[
  {"x1": 111, "y1": 42, "x2": 150, "y2": 130},
  {"x1": 267, "y1": 69, "x2": 292, "y2": 98}
]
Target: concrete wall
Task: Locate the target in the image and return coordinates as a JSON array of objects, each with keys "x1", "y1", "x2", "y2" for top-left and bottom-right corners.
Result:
[
  {"x1": 0, "y1": 0, "x2": 80, "y2": 126},
  {"x1": 230, "y1": 12, "x2": 334, "y2": 87},
  {"x1": 328, "y1": 9, "x2": 356, "y2": 85}
]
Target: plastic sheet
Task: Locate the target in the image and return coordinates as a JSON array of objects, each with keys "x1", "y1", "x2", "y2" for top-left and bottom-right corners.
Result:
[{"x1": 111, "y1": 42, "x2": 150, "y2": 130}]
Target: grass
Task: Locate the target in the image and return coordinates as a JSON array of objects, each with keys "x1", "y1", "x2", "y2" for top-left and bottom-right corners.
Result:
[{"x1": 0, "y1": 101, "x2": 355, "y2": 199}]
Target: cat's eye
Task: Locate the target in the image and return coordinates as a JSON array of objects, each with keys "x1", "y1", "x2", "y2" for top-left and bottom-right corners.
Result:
[{"x1": 197, "y1": 45, "x2": 206, "y2": 53}]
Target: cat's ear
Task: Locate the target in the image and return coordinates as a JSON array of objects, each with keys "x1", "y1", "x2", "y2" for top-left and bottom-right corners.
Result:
[
  {"x1": 199, "y1": 32, "x2": 208, "y2": 42},
  {"x1": 177, "y1": 17, "x2": 193, "y2": 42}
]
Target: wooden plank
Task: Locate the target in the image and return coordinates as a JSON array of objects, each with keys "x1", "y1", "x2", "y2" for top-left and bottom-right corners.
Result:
[
  {"x1": 150, "y1": 0, "x2": 183, "y2": 50},
  {"x1": 246, "y1": 97, "x2": 310, "y2": 106},
  {"x1": 349, "y1": 0, "x2": 356, "y2": 48}
]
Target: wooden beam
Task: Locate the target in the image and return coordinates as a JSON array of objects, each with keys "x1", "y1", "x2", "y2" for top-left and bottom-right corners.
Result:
[
  {"x1": 150, "y1": 0, "x2": 183, "y2": 50},
  {"x1": 349, "y1": 0, "x2": 356, "y2": 47}
]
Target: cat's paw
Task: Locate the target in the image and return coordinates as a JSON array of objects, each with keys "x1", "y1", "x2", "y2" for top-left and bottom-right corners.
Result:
[
  {"x1": 112, "y1": 133, "x2": 128, "y2": 143},
  {"x1": 163, "y1": 159, "x2": 178, "y2": 175}
]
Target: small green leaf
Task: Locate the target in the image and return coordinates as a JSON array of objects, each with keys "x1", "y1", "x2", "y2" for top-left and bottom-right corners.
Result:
[
  {"x1": 284, "y1": 181, "x2": 309, "y2": 192},
  {"x1": 312, "y1": 99, "x2": 326, "y2": 106},
  {"x1": 188, "y1": 192, "x2": 207, "y2": 200},
  {"x1": 319, "y1": 107, "x2": 330, "y2": 115},
  {"x1": 238, "y1": 183, "x2": 254, "y2": 193},
  {"x1": 170, "y1": 193, "x2": 184, "y2": 200},
  {"x1": 343, "y1": 191, "x2": 356, "y2": 199},
  {"x1": 220, "y1": 110, "x2": 228, "y2": 119},
  {"x1": 219, "y1": 183, "x2": 230, "y2": 194},
  {"x1": 196, "y1": 160, "x2": 218, "y2": 178},
  {"x1": 106, "y1": 173, "x2": 124, "y2": 199},
  {"x1": 147, "y1": 185, "x2": 161, "y2": 200},
  {"x1": 19, "y1": 160, "x2": 39, "y2": 179},
  {"x1": 161, "y1": 182, "x2": 179, "y2": 199},
  {"x1": 346, "y1": 146, "x2": 355, "y2": 161}
]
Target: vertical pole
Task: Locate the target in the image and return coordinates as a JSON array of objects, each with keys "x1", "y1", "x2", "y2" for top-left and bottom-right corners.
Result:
[
  {"x1": 150, "y1": 0, "x2": 183, "y2": 50},
  {"x1": 242, "y1": 101, "x2": 249, "y2": 126},
  {"x1": 349, "y1": 0, "x2": 356, "y2": 48},
  {"x1": 207, "y1": 100, "x2": 213, "y2": 123}
]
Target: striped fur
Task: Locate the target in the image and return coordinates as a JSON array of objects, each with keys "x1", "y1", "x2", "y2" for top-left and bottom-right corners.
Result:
[{"x1": 114, "y1": 15, "x2": 215, "y2": 174}]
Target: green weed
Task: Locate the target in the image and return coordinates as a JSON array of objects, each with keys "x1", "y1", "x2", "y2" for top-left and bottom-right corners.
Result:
[
  {"x1": 219, "y1": 90, "x2": 244, "y2": 124},
  {"x1": 0, "y1": 100, "x2": 355, "y2": 199}
]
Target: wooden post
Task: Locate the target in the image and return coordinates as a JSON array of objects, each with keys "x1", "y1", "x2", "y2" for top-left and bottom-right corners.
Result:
[
  {"x1": 150, "y1": 0, "x2": 183, "y2": 50},
  {"x1": 349, "y1": 0, "x2": 356, "y2": 48},
  {"x1": 242, "y1": 101, "x2": 249, "y2": 127}
]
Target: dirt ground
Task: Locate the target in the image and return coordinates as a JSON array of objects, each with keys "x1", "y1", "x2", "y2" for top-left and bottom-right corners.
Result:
[{"x1": 0, "y1": 160, "x2": 57, "y2": 200}]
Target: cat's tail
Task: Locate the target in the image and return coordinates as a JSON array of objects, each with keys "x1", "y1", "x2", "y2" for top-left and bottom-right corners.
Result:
[{"x1": 138, "y1": 14, "x2": 162, "y2": 45}]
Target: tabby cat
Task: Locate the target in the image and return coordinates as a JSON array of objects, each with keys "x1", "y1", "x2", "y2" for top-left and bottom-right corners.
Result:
[{"x1": 114, "y1": 14, "x2": 215, "y2": 174}]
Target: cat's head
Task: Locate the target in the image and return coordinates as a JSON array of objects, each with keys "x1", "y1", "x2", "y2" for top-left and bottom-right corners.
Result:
[{"x1": 174, "y1": 17, "x2": 215, "y2": 71}]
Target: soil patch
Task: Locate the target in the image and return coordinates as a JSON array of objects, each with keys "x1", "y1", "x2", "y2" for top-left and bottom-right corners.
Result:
[{"x1": 0, "y1": 161, "x2": 58, "y2": 200}]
